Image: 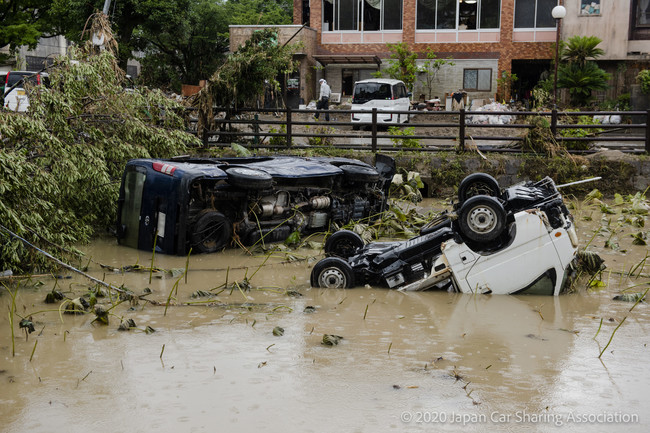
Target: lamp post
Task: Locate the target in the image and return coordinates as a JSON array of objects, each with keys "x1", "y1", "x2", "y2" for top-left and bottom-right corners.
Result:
[{"x1": 552, "y1": 4, "x2": 567, "y2": 108}]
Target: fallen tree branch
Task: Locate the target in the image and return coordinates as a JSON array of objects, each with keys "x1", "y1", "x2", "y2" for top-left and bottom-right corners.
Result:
[{"x1": 0, "y1": 224, "x2": 131, "y2": 296}]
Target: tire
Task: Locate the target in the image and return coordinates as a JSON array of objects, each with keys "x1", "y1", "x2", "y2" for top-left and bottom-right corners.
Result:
[
  {"x1": 339, "y1": 164, "x2": 380, "y2": 183},
  {"x1": 457, "y1": 173, "x2": 500, "y2": 205},
  {"x1": 310, "y1": 257, "x2": 355, "y2": 288},
  {"x1": 190, "y1": 211, "x2": 232, "y2": 253},
  {"x1": 324, "y1": 230, "x2": 364, "y2": 259},
  {"x1": 458, "y1": 196, "x2": 506, "y2": 243},
  {"x1": 225, "y1": 166, "x2": 273, "y2": 190}
]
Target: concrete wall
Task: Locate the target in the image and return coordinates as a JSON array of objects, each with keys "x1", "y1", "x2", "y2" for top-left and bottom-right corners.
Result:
[{"x1": 562, "y1": 1, "x2": 650, "y2": 61}]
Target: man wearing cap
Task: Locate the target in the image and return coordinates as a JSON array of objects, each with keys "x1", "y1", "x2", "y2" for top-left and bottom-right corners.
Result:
[{"x1": 314, "y1": 78, "x2": 331, "y2": 121}]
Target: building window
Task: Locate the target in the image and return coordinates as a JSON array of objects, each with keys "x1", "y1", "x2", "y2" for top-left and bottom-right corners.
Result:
[
  {"x1": 322, "y1": 0, "x2": 402, "y2": 31},
  {"x1": 416, "y1": 0, "x2": 500, "y2": 31},
  {"x1": 463, "y1": 68, "x2": 492, "y2": 91},
  {"x1": 580, "y1": 0, "x2": 600, "y2": 15},
  {"x1": 631, "y1": 0, "x2": 650, "y2": 40},
  {"x1": 514, "y1": 0, "x2": 556, "y2": 28}
]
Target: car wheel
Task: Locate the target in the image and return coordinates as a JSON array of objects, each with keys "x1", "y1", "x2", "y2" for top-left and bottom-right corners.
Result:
[
  {"x1": 190, "y1": 210, "x2": 232, "y2": 253},
  {"x1": 458, "y1": 196, "x2": 506, "y2": 243},
  {"x1": 225, "y1": 167, "x2": 273, "y2": 190},
  {"x1": 325, "y1": 230, "x2": 364, "y2": 259},
  {"x1": 457, "y1": 173, "x2": 500, "y2": 205},
  {"x1": 310, "y1": 257, "x2": 355, "y2": 288},
  {"x1": 339, "y1": 164, "x2": 380, "y2": 183}
]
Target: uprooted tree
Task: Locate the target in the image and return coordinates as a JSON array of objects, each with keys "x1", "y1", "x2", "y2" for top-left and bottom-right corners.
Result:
[{"x1": 0, "y1": 21, "x2": 197, "y2": 274}]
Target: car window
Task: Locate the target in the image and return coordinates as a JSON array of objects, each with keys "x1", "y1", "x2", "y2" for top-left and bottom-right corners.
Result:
[
  {"x1": 353, "y1": 83, "x2": 392, "y2": 103},
  {"x1": 393, "y1": 83, "x2": 408, "y2": 99},
  {"x1": 6, "y1": 72, "x2": 40, "y2": 88}
]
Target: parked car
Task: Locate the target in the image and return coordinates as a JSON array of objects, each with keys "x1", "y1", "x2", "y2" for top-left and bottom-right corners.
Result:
[
  {"x1": 3, "y1": 70, "x2": 50, "y2": 112},
  {"x1": 116, "y1": 155, "x2": 395, "y2": 255},
  {"x1": 350, "y1": 78, "x2": 411, "y2": 129},
  {"x1": 310, "y1": 174, "x2": 580, "y2": 296}
]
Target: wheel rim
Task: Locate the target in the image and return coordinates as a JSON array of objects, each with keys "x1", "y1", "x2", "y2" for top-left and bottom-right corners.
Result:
[
  {"x1": 466, "y1": 205, "x2": 497, "y2": 234},
  {"x1": 319, "y1": 267, "x2": 347, "y2": 288}
]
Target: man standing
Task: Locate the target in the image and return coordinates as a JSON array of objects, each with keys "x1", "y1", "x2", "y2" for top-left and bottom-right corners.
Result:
[{"x1": 314, "y1": 78, "x2": 331, "y2": 121}]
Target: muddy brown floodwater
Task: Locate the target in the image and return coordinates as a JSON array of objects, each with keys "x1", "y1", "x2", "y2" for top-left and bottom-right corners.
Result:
[{"x1": 1, "y1": 199, "x2": 649, "y2": 433}]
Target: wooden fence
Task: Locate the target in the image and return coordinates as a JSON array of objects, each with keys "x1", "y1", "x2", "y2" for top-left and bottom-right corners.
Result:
[{"x1": 188, "y1": 107, "x2": 650, "y2": 154}]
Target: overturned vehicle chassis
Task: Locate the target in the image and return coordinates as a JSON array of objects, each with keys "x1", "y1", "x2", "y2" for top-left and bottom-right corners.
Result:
[
  {"x1": 311, "y1": 175, "x2": 580, "y2": 296},
  {"x1": 116, "y1": 155, "x2": 394, "y2": 255}
]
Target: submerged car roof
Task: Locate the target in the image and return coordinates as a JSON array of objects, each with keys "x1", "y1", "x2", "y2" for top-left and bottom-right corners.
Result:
[{"x1": 128, "y1": 156, "x2": 365, "y2": 179}]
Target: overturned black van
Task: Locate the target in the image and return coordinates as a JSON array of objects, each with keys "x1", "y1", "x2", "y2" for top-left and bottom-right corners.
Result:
[{"x1": 116, "y1": 155, "x2": 395, "y2": 255}]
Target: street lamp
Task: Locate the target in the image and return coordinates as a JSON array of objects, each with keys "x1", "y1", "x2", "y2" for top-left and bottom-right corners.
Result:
[{"x1": 552, "y1": 4, "x2": 567, "y2": 108}]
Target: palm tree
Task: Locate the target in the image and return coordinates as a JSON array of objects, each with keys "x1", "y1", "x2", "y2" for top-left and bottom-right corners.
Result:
[
  {"x1": 557, "y1": 62, "x2": 610, "y2": 106},
  {"x1": 561, "y1": 36, "x2": 605, "y2": 67}
]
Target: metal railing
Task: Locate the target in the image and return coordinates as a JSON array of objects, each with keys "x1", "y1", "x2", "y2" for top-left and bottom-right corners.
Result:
[{"x1": 188, "y1": 107, "x2": 650, "y2": 153}]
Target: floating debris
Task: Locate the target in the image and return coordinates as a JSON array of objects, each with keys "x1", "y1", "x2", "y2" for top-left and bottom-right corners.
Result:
[
  {"x1": 19, "y1": 318, "x2": 35, "y2": 334},
  {"x1": 65, "y1": 297, "x2": 89, "y2": 314},
  {"x1": 303, "y1": 306, "x2": 316, "y2": 313},
  {"x1": 272, "y1": 326, "x2": 285, "y2": 336},
  {"x1": 285, "y1": 290, "x2": 302, "y2": 297},
  {"x1": 576, "y1": 250, "x2": 606, "y2": 274},
  {"x1": 44, "y1": 289, "x2": 64, "y2": 304},
  {"x1": 613, "y1": 293, "x2": 646, "y2": 303},
  {"x1": 92, "y1": 306, "x2": 109, "y2": 325},
  {"x1": 322, "y1": 334, "x2": 343, "y2": 346},
  {"x1": 117, "y1": 318, "x2": 136, "y2": 331},
  {"x1": 191, "y1": 290, "x2": 213, "y2": 298},
  {"x1": 525, "y1": 334, "x2": 548, "y2": 341}
]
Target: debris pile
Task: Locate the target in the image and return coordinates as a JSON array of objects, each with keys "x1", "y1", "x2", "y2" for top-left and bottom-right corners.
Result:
[{"x1": 466, "y1": 102, "x2": 513, "y2": 125}]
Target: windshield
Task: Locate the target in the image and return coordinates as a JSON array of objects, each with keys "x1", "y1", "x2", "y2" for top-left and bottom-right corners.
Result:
[
  {"x1": 5, "y1": 72, "x2": 41, "y2": 89},
  {"x1": 352, "y1": 83, "x2": 392, "y2": 104}
]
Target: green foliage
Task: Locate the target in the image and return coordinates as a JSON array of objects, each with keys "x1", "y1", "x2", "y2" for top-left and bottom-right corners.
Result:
[
  {"x1": 136, "y1": 0, "x2": 230, "y2": 91},
  {"x1": 559, "y1": 113, "x2": 604, "y2": 150},
  {"x1": 556, "y1": 36, "x2": 610, "y2": 107},
  {"x1": 561, "y1": 36, "x2": 605, "y2": 66},
  {"x1": 637, "y1": 70, "x2": 650, "y2": 95},
  {"x1": 388, "y1": 126, "x2": 420, "y2": 148},
  {"x1": 599, "y1": 93, "x2": 631, "y2": 111},
  {"x1": 497, "y1": 71, "x2": 518, "y2": 100},
  {"x1": 557, "y1": 62, "x2": 611, "y2": 107},
  {"x1": 225, "y1": 0, "x2": 293, "y2": 25},
  {"x1": 269, "y1": 124, "x2": 289, "y2": 146},
  {"x1": 198, "y1": 28, "x2": 297, "y2": 122},
  {"x1": 0, "y1": 49, "x2": 196, "y2": 273},
  {"x1": 417, "y1": 48, "x2": 455, "y2": 99},
  {"x1": 0, "y1": 1, "x2": 55, "y2": 65},
  {"x1": 307, "y1": 126, "x2": 336, "y2": 147},
  {"x1": 377, "y1": 42, "x2": 418, "y2": 91}
]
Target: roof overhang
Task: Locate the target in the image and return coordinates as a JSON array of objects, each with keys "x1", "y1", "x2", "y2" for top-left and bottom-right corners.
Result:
[{"x1": 313, "y1": 55, "x2": 382, "y2": 67}]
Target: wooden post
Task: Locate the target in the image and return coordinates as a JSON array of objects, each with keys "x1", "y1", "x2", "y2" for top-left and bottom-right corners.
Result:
[
  {"x1": 551, "y1": 108, "x2": 558, "y2": 138},
  {"x1": 459, "y1": 108, "x2": 466, "y2": 151},
  {"x1": 286, "y1": 106, "x2": 292, "y2": 147},
  {"x1": 371, "y1": 108, "x2": 378, "y2": 153},
  {"x1": 646, "y1": 109, "x2": 650, "y2": 154}
]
